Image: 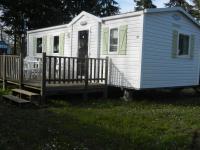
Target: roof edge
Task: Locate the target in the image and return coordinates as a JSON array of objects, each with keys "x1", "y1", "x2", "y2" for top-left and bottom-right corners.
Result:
[
  {"x1": 144, "y1": 7, "x2": 200, "y2": 28},
  {"x1": 27, "y1": 24, "x2": 68, "y2": 34},
  {"x1": 102, "y1": 11, "x2": 143, "y2": 21},
  {"x1": 27, "y1": 11, "x2": 102, "y2": 34},
  {"x1": 68, "y1": 11, "x2": 102, "y2": 26},
  {"x1": 27, "y1": 7, "x2": 200, "y2": 34}
]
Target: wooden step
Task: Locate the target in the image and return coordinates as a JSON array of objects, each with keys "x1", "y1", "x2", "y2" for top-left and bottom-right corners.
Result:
[
  {"x1": 12, "y1": 89, "x2": 41, "y2": 104},
  {"x1": 3, "y1": 95, "x2": 31, "y2": 104},
  {"x1": 12, "y1": 89, "x2": 40, "y2": 96}
]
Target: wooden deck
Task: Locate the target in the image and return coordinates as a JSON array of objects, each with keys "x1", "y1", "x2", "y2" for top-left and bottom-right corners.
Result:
[
  {"x1": 0, "y1": 53, "x2": 109, "y2": 102},
  {"x1": 23, "y1": 81, "x2": 106, "y2": 95}
]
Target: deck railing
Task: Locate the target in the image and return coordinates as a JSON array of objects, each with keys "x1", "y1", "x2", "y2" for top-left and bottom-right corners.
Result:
[
  {"x1": 40, "y1": 53, "x2": 109, "y2": 100},
  {"x1": 45, "y1": 56, "x2": 108, "y2": 84},
  {"x1": 0, "y1": 53, "x2": 109, "y2": 102},
  {"x1": 0, "y1": 54, "x2": 23, "y2": 89}
]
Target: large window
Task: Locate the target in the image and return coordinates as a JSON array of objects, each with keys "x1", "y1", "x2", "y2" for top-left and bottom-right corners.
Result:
[
  {"x1": 178, "y1": 33, "x2": 190, "y2": 56},
  {"x1": 36, "y1": 38, "x2": 42, "y2": 53},
  {"x1": 53, "y1": 36, "x2": 59, "y2": 53},
  {"x1": 110, "y1": 28, "x2": 118, "y2": 52}
]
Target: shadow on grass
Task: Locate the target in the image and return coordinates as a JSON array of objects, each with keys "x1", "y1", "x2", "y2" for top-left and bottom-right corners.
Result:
[
  {"x1": 1, "y1": 86, "x2": 200, "y2": 149},
  {"x1": 130, "y1": 88, "x2": 200, "y2": 106},
  {"x1": 0, "y1": 101, "x2": 134, "y2": 150},
  {"x1": 0, "y1": 99, "x2": 195, "y2": 150},
  {"x1": 48, "y1": 87, "x2": 200, "y2": 108}
]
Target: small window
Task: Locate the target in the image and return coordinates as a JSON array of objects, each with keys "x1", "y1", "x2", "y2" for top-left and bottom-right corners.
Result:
[
  {"x1": 53, "y1": 36, "x2": 59, "y2": 53},
  {"x1": 110, "y1": 28, "x2": 118, "y2": 52},
  {"x1": 178, "y1": 33, "x2": 190, "y2": 56},
  {"x1": 36, "y1": 38, "x2": 42, "y2": 53}
]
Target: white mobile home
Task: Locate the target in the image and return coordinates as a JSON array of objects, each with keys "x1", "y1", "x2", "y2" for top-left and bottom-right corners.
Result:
[{"x1": 27, "y1": 7, "x2": 200, "y2": 90}]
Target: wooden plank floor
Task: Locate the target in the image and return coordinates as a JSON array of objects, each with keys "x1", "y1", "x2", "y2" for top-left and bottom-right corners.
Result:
[
  {"x1": 23, "y1": 81, "x2": 105, "y2": 95},
  {"x1": 23, "y1": 80, "x2": 104, "y2": 87},
  {"x1": 0, "y1": 78, "x2": 105, "y2": 96}
]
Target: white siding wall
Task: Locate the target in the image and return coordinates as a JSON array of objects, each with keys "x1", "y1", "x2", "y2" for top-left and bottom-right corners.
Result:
[
  {"x1": 141, "y1": 12, "x2": 200, "y2": 88},
  {"x1": 71, "y1": 15, "x2": 100, "y2": 58},
  {"x1": 101, "y1": 15, "x2": 144, "y2": 89},
  {"x1": 27, "y1": 27, "x2": 69, "y2": 58}
]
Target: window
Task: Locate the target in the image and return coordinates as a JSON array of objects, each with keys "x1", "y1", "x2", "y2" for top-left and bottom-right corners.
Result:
[
  {"x1": 53, "y1": 36, "x2": 59, "y2": 53},
  {"x1": 36, "y1": 38, "x2": 42, "y2": 53},
  {"x1": 178, "y1": 33, "x2": 190, "y2": 56},
  {"x1": 110, "y1": 28, "x2": 118, "y2": 52}
]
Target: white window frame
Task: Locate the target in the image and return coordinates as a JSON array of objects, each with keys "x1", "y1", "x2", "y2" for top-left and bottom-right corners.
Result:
[
  {"x1": 53, "y1": 35, "x2": 60, "y2": 54},
  {"x1": 108, "y1": 27, "x2": 119, "y2": 54},
  {"x1": 36, "y1": 37, "x2": 43, "y2": 54},
  {"x1": 176, "y1": 32, "x2": 191, "y2": 58},
  {"x1": 50, "y1": 33, "x2": 60, "y2": 56}
]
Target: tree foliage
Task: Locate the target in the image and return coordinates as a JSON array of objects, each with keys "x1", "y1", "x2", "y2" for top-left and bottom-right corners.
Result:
[
  {"x1": 134, "y1": 0, "x2": 157, "y2": 11},
  {"x1": 0, "y1": 0, "x2": 119, "y2": 54},
  {"x1": 165, "y1": 0, "x2": 200, "y2": 20},
  {"x1": 165, "y1": 0, "x2": 193, "y2": 12},
  {"x1": 0, "y1": 0, "x2": 119, "y2": 30},
  {"x1": 192, "y1": 0, "x2": 200, "y2": 20}
]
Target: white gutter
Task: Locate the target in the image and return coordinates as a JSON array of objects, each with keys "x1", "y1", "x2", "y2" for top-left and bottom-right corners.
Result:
[
  {"x1": 27, "y1": 24, "x2": 68, "y2": 34},
  {"x1": 102, "y1": 11, "x2": 143, "y2": 21}
]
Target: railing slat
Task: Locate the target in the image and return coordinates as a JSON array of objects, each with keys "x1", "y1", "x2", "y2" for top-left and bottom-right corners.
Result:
[
  {"x1": 76, "y1": 58, "x2": 79, "y2": 83},
  {"x1": 53, "y1": 57, "x2": 56, "y2": 84},
  {"x1": 48, "y1": 56, "x2": 52, "y2": 83},
  {"x1": 59, "y1": 57, "x2": 61, "y2": 83},
  {"x1": 97, "y1": 59, "x2": 100, "y2": 83},
  {"x1": 89, "y1": 59, "x2": 92, "y2": 83},
  {"x1": 94, "y1": 59, "x2": 96, "y2": 83},
  {"x1": 72, "y1": 58, "x2": 75, "y2": 83},
  {"x1": 68, "y1": 58, "x2": 70, "y2": 83},
  {"x1": 63, "y1": 57, "x2": 66, "y2": 83},
  {"x1": 101, "y1": 59, "x2": 104, "y2": 82},
  {"x1": 80, "y1": 59, "x2": 83, "y2": 82}
]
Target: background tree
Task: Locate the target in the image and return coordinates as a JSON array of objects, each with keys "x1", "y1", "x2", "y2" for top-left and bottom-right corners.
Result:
[
  {"x1": 0, "y1": 0, "x2": 67, "y2": 54},
  {"x1": 0, "y1": 0, "x2": 119, "y2": 54},
  {"x1": 192, "y1": 0, "x2": 200, "y2": 20},
  {"x1": 165, "y1": 0, "x2": 193, "y2": 12},
  {"x1": 165, "y1": 0, "x2": 200, "y2": 20},
  {"x1": 134, "y1": 0, "x2": 157, "y2": 11},
  {"x1": 96, "y1": 0, "x2": 119, "y2": 17}
]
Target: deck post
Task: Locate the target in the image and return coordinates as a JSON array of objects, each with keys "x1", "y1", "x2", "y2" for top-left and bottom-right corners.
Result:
[
  {"x1": 41, "y1": 52, "x2": 47, "y2": 104},
  {"x1": 104, "y1": 57, "x2": 109, "y2": 99},
  {"x1": 19, "y1": 53, "x2": 24, "y2": 89},
  {"x1": 2, "y1": 53, "x2": 6, "y2": 90},
  {"x1": 84, "y1": 56, "x2": 89, "y2": 100}
]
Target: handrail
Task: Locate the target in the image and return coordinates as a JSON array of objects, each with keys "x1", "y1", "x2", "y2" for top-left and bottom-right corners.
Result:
[
  {"x1": 44, "y1": 54, "x2": 108, "y2": 84},
  {"x1": 0, "y1": 53, "x2": 109, "y2": 102},
  {"x1": 40, "y1": 52, "x2": 109, "y2": 101},
  {"x1": 0, "y1": 54, "x2": 21, "y2": 90}
]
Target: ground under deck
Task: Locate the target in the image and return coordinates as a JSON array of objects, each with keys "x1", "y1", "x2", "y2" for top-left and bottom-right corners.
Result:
[
  {"x1": 0, "y1": 54, "x2": 109, "y2": 101},
  {"x1": 23, "y1": 81, "x2": 106, "y2": 95}
]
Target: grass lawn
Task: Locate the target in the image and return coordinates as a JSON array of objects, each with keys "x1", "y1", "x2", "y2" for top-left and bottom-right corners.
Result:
[{"x1": 1, "y1": 88, "x2": 200, "y2": 150}]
